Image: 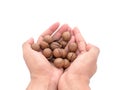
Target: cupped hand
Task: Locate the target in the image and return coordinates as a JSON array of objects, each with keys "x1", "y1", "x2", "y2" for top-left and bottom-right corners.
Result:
[
  {"x1": 58, "y1": 27, "x2": 100, "y2": 90},
  {"x1": 22, "y1": 22, "x2": 71, "y2": 90}
]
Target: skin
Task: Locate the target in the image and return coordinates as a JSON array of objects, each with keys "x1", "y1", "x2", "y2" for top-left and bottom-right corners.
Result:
[
  {"x1": 58, "y1": 27, "x2": 100, "y2": 90},
  {"x1": 22, "y1": 22, "x2": 71, "y2": 90},
  {"x1": 22, "y1": 23, "x2": 100, "y2": 90}
]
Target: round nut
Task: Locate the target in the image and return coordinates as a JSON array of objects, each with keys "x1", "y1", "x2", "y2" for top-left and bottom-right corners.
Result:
[
  {"x1": 59, "y1": 39, "x2": 67, "y2": 48},
  {"x1": 61, "y1": 49, "x2": 67, "y2": 58},
  {"x1": 54, "y1": 58, "x2": 64, "y2": 68},
  {"x1": 43, "y1": 35, "x2": 53, "y2": 44},
  {"x1": 53, "y1": 48, "x2": 61, "y2": 58},
  {"x1": 31, "y1": 43, "x2": 40, "y2": 51},
  {"x1": 63, "y1": 59, "x2": 70, "y2": 69},
  {"x1": 40, "y1": 41, "x2": 49, "y2": 49},
  {"x1": 68, "y1": 42, "x2": 78, "y2": 52},
  {"x1": 62, "y1": 31, "x2": 71, "y2": 41},
  {"x1": 67, "y1": 52, "x2": 77, "y2": 62},
  {"x1": 42, "y1": 48, "x2": 52, "y2": 58},
  {"x1": 50, "y1": 42, "x2": 62, "y2": 50}
]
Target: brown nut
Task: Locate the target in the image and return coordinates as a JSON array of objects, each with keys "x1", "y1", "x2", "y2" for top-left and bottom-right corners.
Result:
[
  {"x1": 42, "y1": 48, "x2": 52, "y2": 58},
  {"x1": 53, "y1": 48, "x2": 62, "y2": 58},
  {"x1": 62, "y1": 31, "x2": 71, "y2": 41},
  {"x1": 61, "y1": 49, "x2": 67, "y2": 58},
  {"x1": 50, "y1": 42, "x2": 62, "y2": 50},
  {"x1": 59, "y1": 39, "x2": 67, "y2": 48},
  {"x1": 53, "y1": 58, "x2": 64, "y2": 68},
  {"x1": 67, "y1": 52, "x2": 77, "y2": 62},
  {"x1": 68, "y1": 42, "x2": 78, "y2": 52},
  {"x1": 63, "y1": 59, "x2": 70, "y2": 69},
  {"x1": 43, "y1": 35, "x2": 53, "y2": 44},
  {"x1": 40, "y1": 41, "x2": 49, "y2": 49},
  {"x1": 31, "y1": 43, "x2": 40, "y2": 51}
]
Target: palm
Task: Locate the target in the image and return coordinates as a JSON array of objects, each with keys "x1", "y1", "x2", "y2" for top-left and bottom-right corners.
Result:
[
  {"x1": 52, "y1": 51, "x2": 96, "y2": 82},
  {"x1": 26, "y1": 49, "x2": 63, "y2": 81},
  {"x1": 36, "y1": 52, "x2": 63, "y2": 83},
  {"x1": 67, "y1": 53, "x2": 87, "y2": 71},
  {"x1": 64, "y1": 54, "x2": 86, "y2": 74}
]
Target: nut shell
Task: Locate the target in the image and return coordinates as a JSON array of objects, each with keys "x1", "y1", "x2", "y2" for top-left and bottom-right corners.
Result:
[
  {"x1": 67, "y1": 52, "x2": 77, "y2": 62},
  {"x1": 59, "y1": 39, "x2": 67, "y2": 48},
  {"x1": 61, "y1": 49, "x2": 67, "y2": 58},
  {"x1": 36, "y1": 31, "x2": 79, "y2": 69},
  {"x1": 53, "y1": 48, "x2": 61, "y2": 58},
  {"x1": 54, "y1": 58, "x2": 64, "y2": 68},
  {"x1": 50, "y1": 42, "x2": 61, "y2": 50},
  {"x1": 31, "y1": 43, "x2": 40, "y2": 51},
  {"x1": 40, "y1": 41, "x2": 49, "y2": 49},
  {"x1": 43, "y1": 35, "x2": 53, "y2": 43},
  {"x1": 62, "y1": 31, "x2": 71, "y2": 41},
  {"x1": 63, "y1": 59, "x2": 70, "y2": 69},
  {"x1": 42, "y1": 48, "x2": 52, "y2": 58},
  {"x1": 68, "y1": 42, "x2": 78, "y2": 52}
]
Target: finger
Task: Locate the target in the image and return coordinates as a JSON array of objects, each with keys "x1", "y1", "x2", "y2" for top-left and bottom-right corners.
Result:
[
  {"x1": 73, "y1": 27, "x2": 86, "y2": 53},
  {"x1": 22, "y1": 38, "x2": 34, "y2": 56},
  {"x1": 65, "y1": 35, "x2": 75, "y2": 52},
  {"x1": 37, "y1": 22, "x2": 60, "y2": 44},
  {"x1": 37, "y1": 36, "x2": 43, "y2": 45},
  {"x1": 41, "y1": 22, "x2": 60, "y2": 36},
  {"x1": 22, "y1": 38, "x2": 34, "y2": 50},
  {"x1": 71, "y1": 31, "x2": 80, "y2": 55},
  {"x1": 52, "y1": 24, "x2": 71, "y2": 41},
  {"x1": 87, "y1": 44, "x2": 100, "y2": 60},
  {"x1": 65, "y1": 33, "x2": 80, "y2": 54}
]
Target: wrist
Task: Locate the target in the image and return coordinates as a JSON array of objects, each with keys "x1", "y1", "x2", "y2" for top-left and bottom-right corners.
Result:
[
  {"x1": 59, "y1": 73, "x2": 90, "y2": 90},
  {"x1": 27, "y1": 77, "x2": 49, "y2": 90},
  {"x1": 27, "y1": 75, "x2": 58, "y2": 90},
  {"x1": 76, "y1": 76, "x2": 90, "y2": 90},
  {"x1": 69, "y1": 74, "x2": 90, "y2": 90}
]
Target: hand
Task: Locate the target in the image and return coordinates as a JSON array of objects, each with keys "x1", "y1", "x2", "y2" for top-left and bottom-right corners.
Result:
[
  {"x1": 22, "y1": 22, "x2": 71, "y2": 90},
  {"x1": 58, "y1": 27, "x2": 100, "y2": 90}
]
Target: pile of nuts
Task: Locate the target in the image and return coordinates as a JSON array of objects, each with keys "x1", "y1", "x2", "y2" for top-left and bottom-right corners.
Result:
[{"x1": 31, "y1": 31, "x2": 78, "y2": 69}]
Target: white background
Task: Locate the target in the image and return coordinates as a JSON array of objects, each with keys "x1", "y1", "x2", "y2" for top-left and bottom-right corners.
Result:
[{"x1": 0, "y1": 0, "x2": 120, "y2": 90}]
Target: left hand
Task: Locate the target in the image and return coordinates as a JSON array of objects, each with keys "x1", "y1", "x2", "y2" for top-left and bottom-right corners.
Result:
[{"x1": 58, "y1": 27, "x2": 100, "y2": 90}]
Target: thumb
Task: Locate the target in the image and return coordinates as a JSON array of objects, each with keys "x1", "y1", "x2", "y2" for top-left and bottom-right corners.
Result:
[
  {"x1": 87, "y1": 44, "x2": 100, "y2": 59},
  {"x1": 22, "y1": 38, "x2": 34, "y2": 53}
]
